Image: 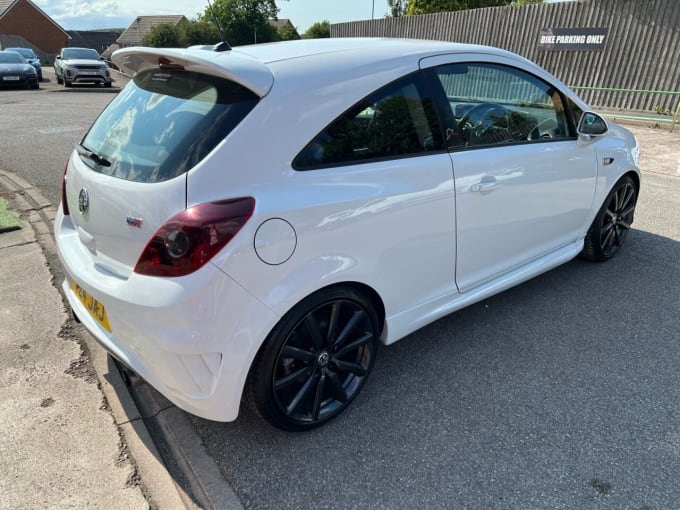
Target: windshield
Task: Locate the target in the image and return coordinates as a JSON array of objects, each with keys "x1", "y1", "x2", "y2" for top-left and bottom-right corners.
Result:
[
  {"x1": 8, "y1": 48, "x2": 35, "y2": 59},
  {"x1": 81, "y1": 68, "x2": 259, "y2": 183},
  {"x1": 0, "y1": 52, "x2": 24, "y2": 63},
  {"x1": 62, "y1": 48, "x2": 100, "y2": 60}
]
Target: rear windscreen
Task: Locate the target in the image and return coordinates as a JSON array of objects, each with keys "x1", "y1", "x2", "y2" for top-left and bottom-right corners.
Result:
[{"x1": 81, "y1": 68, "x2": 258, "y2": 183}]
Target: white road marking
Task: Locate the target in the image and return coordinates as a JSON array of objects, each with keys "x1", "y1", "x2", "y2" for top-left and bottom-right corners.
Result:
[{"x1": 38, "y1": 125, "x2": 84, "y2": 134}]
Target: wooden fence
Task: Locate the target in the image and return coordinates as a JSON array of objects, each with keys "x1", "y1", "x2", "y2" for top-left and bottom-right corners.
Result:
[{"x1": 331, "y1": 0, "x2": 680, "y2": 113}]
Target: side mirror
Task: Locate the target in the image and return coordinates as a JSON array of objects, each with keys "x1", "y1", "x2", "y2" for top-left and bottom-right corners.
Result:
[
  {"x1": 56, "y1": 55, "x2": 62, "y2": 60},
  {"x1": 577, "y1": 112, "x2": 608, "y2": 137}
]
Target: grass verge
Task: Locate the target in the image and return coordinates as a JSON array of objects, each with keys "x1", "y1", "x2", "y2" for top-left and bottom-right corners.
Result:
[{"x1": 0, "y1": 197, "x2": 22, "y2": 233}]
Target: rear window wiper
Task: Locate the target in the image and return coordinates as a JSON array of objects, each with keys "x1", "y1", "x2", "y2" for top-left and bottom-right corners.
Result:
[{"x1": 76, "y1": 143, "x2": 111, "y2": 167}]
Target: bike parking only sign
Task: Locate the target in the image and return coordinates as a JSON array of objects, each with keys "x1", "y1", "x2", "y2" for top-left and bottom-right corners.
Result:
[{"x1": 538, "y1": 27, "x2": 608, "y2": 51}]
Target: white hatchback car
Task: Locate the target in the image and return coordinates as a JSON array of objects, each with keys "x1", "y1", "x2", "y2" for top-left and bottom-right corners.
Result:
[{"x1": 55, "y1": 38, "x2": 640, "y2": 431}]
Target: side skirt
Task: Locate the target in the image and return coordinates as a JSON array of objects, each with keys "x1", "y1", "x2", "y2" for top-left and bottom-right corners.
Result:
[{"x1": 382, "y1": 240, "x2": 583, "y2": 345}]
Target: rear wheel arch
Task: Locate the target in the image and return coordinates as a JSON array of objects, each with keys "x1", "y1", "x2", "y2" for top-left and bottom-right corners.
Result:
[
  {"x1": 243, "y1": 281, "x2": 386, "y2": 430},
  {"x1": 334, "y1": 282, "x2": 386, "y2": 337},
  {"x1": 269, "y1": 281, "x2": 387, "y2": 341}
]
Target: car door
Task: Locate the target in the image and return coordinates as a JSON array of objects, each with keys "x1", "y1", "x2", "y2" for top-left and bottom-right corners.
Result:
[
  {"x1": 289, "y1": 71, "x2": 458, "y2": 316},
  {"x1": 421, "y1": 56, "x2": 598, "y2": 292}
]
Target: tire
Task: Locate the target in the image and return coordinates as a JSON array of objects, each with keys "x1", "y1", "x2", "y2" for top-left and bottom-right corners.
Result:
[
  {"x1": 246, "y1": 287, "x2": 380, "y2": 431},
  {"x1": 56, "y1": 73, "x2": 62, "y2": 84},
  {"x1": 581, "y1": 175, "x2": 637, "y2": 261},
  {"x1": 64, "y1": 80, "x2": 72, "y2": 88},
  {"x1": 104, "y1": 81, "x2": 112, "y2": 88}
]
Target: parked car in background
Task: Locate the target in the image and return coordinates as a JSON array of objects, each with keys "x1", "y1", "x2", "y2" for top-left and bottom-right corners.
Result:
[
  {"x1": 55, "y1": 38, "x2": 641, "y2": 432},
  {"x1": 5, "y1": 47, "x2": 42, "y2": 80},
  {"x1": 54, "y1": 47, "x2": 111, "y2": 87},
  {"x1": 0, "y1": 50, "x2": 38, "y2": 89}
]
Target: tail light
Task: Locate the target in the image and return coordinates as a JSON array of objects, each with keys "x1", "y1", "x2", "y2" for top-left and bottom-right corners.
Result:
[
  {"x1": 61, "y1": 160, "x2": 70, "y2": 216},
  {"x1": 134, "y1": 197, "x2": 255, "y2": 277}
]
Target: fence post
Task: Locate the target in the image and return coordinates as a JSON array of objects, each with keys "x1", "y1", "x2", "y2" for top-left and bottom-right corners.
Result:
[{"x1": 671, "y1": 99, "x2": 680, "y2": 133}]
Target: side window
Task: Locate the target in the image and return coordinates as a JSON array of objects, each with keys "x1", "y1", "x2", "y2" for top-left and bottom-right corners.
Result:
[
  {"x1": 433, "y1": 63, "x2": 571, "y2": 149},
  {"x1": 293, "y1": 73, "x2": 443, "y2": 170}
]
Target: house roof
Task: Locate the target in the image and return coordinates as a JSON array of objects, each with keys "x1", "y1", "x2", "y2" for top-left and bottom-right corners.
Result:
[
  {"x1": 268, "y1": 18, "x2": 294, "y2": 30},
  {"x1": 68, "y1": 30, "x2": 120, "y2": 52},
  {"x1": 0, "y1": 0, "x2": 15, "y2": 17},
  {"x1": 0, "y1": 0, "x2": 70, "y2": 38},
  {"x1": 117, "y1": 15, "x2": 187, "y2": 46}
]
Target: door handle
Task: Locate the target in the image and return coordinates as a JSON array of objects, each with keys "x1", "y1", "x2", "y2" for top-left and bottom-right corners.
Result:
[{"x1": 470, "y1": 177, "x2": 500, "y2": 193}]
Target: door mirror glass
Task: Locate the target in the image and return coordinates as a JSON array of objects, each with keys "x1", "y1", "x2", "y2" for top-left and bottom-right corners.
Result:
[{"x1": 577, "y1": 112, "x2": 608, "y2": 136}]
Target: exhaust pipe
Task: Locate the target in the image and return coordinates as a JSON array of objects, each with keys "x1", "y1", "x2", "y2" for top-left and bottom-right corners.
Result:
[{"x1": 116, "y1": 363, "x2": 145, "y2": 388}]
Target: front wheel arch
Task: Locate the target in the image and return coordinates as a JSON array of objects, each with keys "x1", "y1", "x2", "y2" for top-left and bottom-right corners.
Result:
[
  {"x1": 581, "y1": 172, "x2": 639, "y2": 261},
  {"x1": 625, "y1": 170, "x2": 640, "y2": 197}
]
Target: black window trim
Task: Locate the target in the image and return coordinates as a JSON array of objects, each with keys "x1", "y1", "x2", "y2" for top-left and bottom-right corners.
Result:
[{"x1": 292, "y1": 70, "x2": 447, "y2": 172}]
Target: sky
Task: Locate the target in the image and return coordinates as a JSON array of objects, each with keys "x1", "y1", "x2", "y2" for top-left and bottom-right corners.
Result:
[{"x1": 32, "y1": 0, "x2": 394, "y2": 33}]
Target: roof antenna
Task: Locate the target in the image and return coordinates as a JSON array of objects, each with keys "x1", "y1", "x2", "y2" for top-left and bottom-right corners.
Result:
[{"x1": 207, "y1": 0, "x2": 232, "y2": 52}]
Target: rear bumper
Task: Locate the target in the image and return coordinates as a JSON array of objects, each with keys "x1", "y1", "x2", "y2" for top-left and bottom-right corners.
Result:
[{"x1": 55, "y1": 207, "x2": 279, "y2": 421}]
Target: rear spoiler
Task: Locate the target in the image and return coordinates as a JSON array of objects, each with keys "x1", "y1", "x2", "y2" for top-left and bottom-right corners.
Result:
[{"x1": 112, "y1": 47, "x2": 274, "y2": 98}]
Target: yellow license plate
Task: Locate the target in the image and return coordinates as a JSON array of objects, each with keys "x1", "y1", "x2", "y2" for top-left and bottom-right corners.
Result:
[{"x1": 71, "y1": 280, "x2": 112, "y2": 332}]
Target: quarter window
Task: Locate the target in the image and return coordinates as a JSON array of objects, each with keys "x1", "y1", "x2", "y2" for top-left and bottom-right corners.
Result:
[
  {"x1": 294, "y1": 73, "x2": 443, "y2": 170},
  {"x1": 433, "y1": 63, "x2": 570, "y2": 149}
]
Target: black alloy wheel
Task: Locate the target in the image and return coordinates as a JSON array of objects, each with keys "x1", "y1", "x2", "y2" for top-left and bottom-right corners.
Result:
[
  {"x1": 582, "y1": 175, "x2": 637, "y2": 261},
  {"x1": 247, "y1": 288, "x2": 380, "y2": 431}
]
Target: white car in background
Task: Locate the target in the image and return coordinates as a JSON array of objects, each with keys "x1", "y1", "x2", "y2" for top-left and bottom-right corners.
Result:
[
  {"x1": 55, "y1": 38, "x2": 640, "y2": 431},
  {"x1": 54, "y1": 47, "x2": 111, "y2": 87}
]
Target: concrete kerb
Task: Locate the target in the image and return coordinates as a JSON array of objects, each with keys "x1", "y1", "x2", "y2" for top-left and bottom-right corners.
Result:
[
  {"x1": 0, "y1": 170, "x2": 191, "y2": 510},
  {"x1": 86, "y1": 331, "x2": 198, "y2": 510},
  {"x1": 130, "y1": 384, "x2": 246, "y2": 510}
]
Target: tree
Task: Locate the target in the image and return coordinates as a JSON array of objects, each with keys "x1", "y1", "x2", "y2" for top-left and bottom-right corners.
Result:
[
  {"x1": 303, "y1": 20, "x2": 330, "y2": 39},
  {"x1": 142, "y1": 20, "x2": 221, "y2": 48},
  {"x1": 202, "y1": 0, "x2": 285, "y2": 46},
  {"x1": 183, "y1": 19, "x2": 221, "y2": 46},
  {"x1": 143, "y1": 23, "x2": 184, "y2": 48},
  {"x1": 278, "y1": 23, "x2": 301, "y2": 40},
  {"x1": 406, "y1": 0, "x2": 542, "y2": 15},
  {"x1": 387, "y1": 0, "x2": 408, "y2": 17}
]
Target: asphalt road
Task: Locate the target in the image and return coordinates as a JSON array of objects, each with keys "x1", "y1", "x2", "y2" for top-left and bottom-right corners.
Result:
[
  {"x1": 0, "y1": 67, "x2": 125, "y2": 206},
  {"x1": 1, "y1": 75, "x2": 679, "y2": 509},
  {"x1": 190, "y1": 171, "x2": 680, "y2": 509}
]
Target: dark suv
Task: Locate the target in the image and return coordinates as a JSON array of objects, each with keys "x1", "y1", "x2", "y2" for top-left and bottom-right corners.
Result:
[
  {"x1": 5, "y1": 47, "x2": 42, "y2": 80},
  {"x1": 54, "y1": 47, "x2": 111, "y2": 87}
]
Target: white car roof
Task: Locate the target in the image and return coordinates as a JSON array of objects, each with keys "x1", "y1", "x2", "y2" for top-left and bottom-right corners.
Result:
[
  {"x1": 113, "y1": 38, "x2": 527, "y2": 98},
  {"x1": 234, "y1": 38, "x2": 507, "y2": 63}
]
